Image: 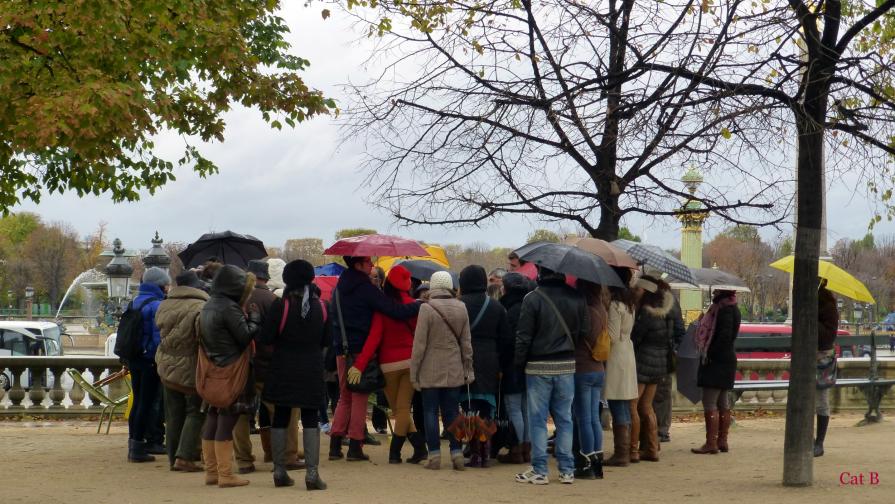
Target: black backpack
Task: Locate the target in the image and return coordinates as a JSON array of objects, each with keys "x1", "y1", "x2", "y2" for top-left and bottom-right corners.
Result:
[{"x1": 114, "y1": 298, "x2": 156, "y2": 363}]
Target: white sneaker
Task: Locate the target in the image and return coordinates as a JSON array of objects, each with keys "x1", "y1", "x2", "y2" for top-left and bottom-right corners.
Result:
[
  {"x1": 559, "y1": 473, "x2": 574, "y2": 484},
  {"x1": 515, "y1": 467, "x2": 549, "y2": 485},
  {"x1": 320, "y1": 423, "x2": 331, "y2": 434}
]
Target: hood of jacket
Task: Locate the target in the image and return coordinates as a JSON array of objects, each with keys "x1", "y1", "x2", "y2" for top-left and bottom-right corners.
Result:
[
  {"x1": 165, "y1": 285, "x2": 210, "y2": 302},
  {"x1": 211, "y1": 265, "x2": 255, "y2": 304},
  {"x1": 641, "y1": 290, "x2": 674, "y2": 318},
  {"x1": 500, "y1": 290, "x2": 526, "y2": 310},
  {"x1": 459, "y1": 265, "x2": 487, "y2": 294},
  {"x1": 137, "y1": 282, "x2": 166, "y2": 300}
]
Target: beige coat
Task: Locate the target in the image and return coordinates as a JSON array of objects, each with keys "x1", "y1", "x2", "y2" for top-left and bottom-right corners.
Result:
[
  {"x1": 604, "y1": 300, "x2": 638, "y2": 400},
  {"x1": 410, "y1": 291, "x2": 474, "y2": 389},
  {"x1": 155, "y1": 286, "x2": 209, "y2": 391}
]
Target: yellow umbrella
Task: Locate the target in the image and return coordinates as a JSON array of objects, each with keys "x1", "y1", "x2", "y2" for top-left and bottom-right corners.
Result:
[
  {"x1": 376, "y1": 245, "x2": 450, "y2": 272},
  {"x1": 769, "y1": 255, "x2": 875, "y2": 304}
]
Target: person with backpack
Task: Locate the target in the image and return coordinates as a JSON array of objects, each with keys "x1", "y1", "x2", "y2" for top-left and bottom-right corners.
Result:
[
  {"x1": 123, "y1": 267, "x2": 170, "y2": 463},
  {"x1": 458, "y1": 265, "x2": 512, "y2": 468}
]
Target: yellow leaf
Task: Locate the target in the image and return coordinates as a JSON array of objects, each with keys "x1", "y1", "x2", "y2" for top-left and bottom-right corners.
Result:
[{"x1": 721, "y1": 127, "x2": 732, "y2": 139}]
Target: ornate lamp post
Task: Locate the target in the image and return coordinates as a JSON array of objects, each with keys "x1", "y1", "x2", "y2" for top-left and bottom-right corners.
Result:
[
  {"x1": 142, "y1": 231, "x2": 172, "y2": 273},
  {"x1": 676, "y1": 166, "x2": 709, "y2": 323},
  {"x1": 24, "y1": 286, "x2": 34, "y2": 320},
  {"x1": 105, "y1": 238, "x2": 134, "y2": 319}
]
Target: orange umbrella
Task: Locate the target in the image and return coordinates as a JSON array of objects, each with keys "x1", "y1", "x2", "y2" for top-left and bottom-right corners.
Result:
[{"x1": 564, "y1": 237, "x2": 639, "y2": 269}]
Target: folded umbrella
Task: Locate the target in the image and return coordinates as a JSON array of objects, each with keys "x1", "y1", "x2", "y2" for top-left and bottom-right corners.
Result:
[
  {"x1": 611, "y1": 239, "x2": 697, "y2": 285},
  {"x1": 324, "y1": 234, "x2": 429, "y2": 257},
  {"x1": 517, "y1": 243, "x2": 624, "y2": 287},
  {"x1": 676, "y1": 321, "x2": 702, "y2": 403},
  {"x1": 769, "y1": 256, "x2": 875, "y2": 303},
  {"x1": 394, "y1": 259, "x2": 449, "y2": 282},
  {"x1": 178, "y1": 231, "x2": 267, "y2": 269},
  {"x1": 563, "y1": 236, "x2": 639, "y2": 269}
]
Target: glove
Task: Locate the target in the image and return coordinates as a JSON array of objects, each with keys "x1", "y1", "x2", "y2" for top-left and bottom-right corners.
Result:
[{"x1": 347, "y1": 366, "x2": 362, "y2": 385}]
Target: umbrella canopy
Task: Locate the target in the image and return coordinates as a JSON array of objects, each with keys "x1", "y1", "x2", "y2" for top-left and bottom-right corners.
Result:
[
  {"x1": 669, "y1": 268, "x2": 751, "y2": 293},
  {"x1": 563, "y1": 237, "x2": 639, "y2": 269},
  {"x1": 178, "y1": 231, "x2": 267, "y2": 269},
  {"x1": 518, "y1": 243, "x2": 624, "y2": 287},
  {"x1": 769, "y1": 256, "x2": 875, "y2": 303},
  {"x1": 611, "y1": 239, "x2": 697, "y2": 285},
  {"x1": 324, "y1": 234, "x2": 428, "y2": 258},
  {"x1": 676, "y1": 322, "x2": 702, "y2": 403},
  {"x1": 393, "y1": 259, "x2": 449, "y2": 282},
  {"x1": 376, "y1": 245, "x2": 451, "y2": 272},
  {"x1": 314, "y1": 262, "x2": 346, "y2": 277},
  {"x1": 313, "y1": 276, "x2": 339, "y2": 302}
]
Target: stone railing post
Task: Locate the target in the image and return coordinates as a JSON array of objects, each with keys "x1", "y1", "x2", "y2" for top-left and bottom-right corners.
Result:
[
  {"x1": 27, "y1": 365, "x2": 48, "y2": 411},
  {"x1": 0, "y1": 356, "x2": 123, "y2": 414},
  {"x1": 48, "y1": 366, "x2": 67, "y2": 410},
  {"x1": 7, "y1": 366, "x2": 27, "y2": 412}
]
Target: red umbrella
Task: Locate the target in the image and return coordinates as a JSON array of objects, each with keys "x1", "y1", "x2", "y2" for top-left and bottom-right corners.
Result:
[{"x1": 323, "y1": 234, "x2": 428, "y2": 257}]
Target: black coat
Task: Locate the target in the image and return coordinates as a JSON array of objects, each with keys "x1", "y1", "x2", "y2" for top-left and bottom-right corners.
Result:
[
  {"x1": 515, "y1": 277, "x2": 590, "y2": 366},
  {"x1": 260, "y1": 293, "x2": 328, "y2": 409},
  {"x1": 460, "y1": 292, "x2": 512, "y2": 396},
  {"x1": 500, "y1": 290, "x2": 527, "y2": 395},
  {"x1": 200, "y1": 265, "x2": 260, "y2": 367},
  {"x1": 697, "y1": 304, "x2": 741, "y2": 390},
  {"x1": 631, "y1": 290, "x2": 675, "y2": 384}
]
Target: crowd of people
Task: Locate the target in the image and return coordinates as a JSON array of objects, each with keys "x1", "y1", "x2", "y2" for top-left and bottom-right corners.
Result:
[{"x1": 119, "y1": 246, "x2": 839, "y2": 489}]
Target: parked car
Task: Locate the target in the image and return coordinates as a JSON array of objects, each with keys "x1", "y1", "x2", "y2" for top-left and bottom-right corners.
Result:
[{"x1": 0, "y1": 321, "x2": 65, "y2": 391}]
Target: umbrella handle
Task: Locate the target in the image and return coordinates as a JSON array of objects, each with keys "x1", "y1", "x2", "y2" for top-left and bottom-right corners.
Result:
[{"x1": 466, "y1": 382, "x2": 472, "y2": 413}]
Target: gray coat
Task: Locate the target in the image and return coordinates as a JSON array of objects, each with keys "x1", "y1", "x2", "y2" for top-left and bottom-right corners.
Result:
[{"x1": 410, "y1": 291, "x2": 474, "y2": 389}]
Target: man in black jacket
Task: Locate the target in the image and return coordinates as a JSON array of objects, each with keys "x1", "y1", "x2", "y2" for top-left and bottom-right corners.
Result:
[
  {"x1": 513, "y1": 266, "x2": 590, "y2": 485},
  {"x1": 329, "y1": 256, "x2": 420, "y2": 462}
]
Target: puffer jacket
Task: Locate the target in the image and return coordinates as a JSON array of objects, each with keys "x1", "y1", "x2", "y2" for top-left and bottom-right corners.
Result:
[
  {"x1": 155, "y1": 286, "x2": 209, "y2": 392},
  {"x1": 631, "y1": 289, "x2": 675, "y2": 384},
  {"x1": 514, "y1": 277, "x2": 590, "y2": 367},
  {"x1": 411, "y1": 290, "x2": 474, "y2": 389},
  {"x1": 199, "y1": 265, "x2": 260, "y2": 367},
  {"x1": 131, "y1": 283, "x2": 165, "y2": 363}
]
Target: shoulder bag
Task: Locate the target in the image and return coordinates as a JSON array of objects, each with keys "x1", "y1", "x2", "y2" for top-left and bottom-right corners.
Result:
[{"x1": 335, "y1": 289, "x2": 385, "y2": 393}]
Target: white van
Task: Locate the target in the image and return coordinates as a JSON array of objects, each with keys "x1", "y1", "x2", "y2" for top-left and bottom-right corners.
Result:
[{"x1": 0, "y1": 321, "x2": 65, "y2": 390}]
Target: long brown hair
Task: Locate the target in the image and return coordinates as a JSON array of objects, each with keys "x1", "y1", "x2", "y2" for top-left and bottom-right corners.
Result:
[
  {"x1": 577, "y1": 279, "x2": 609, "y2": 334},
  {"x1": 609, "y1": 267, "x2": 636, "y2": 310}
]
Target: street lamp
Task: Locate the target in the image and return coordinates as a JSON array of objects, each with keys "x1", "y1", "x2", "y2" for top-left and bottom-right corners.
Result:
[
  {"x1": 105, "y1": 238, "x2": 134, "y2": 318},
  {"x1": 142, "y1": 231, "x2": 171, "y2": 273},
  {"x1": 24, "y1": 285, "x2": 34, "y2": 321}
]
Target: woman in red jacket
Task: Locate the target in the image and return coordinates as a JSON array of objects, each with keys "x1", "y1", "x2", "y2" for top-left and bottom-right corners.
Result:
[{"x1": 348, "y1": 266, "x2": 427, "y2": 464}]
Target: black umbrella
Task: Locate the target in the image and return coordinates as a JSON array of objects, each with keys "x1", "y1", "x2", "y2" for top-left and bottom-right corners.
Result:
[
  {"x1": 676, "y1": 321, "x2": 702, "y2": 404},
  {"x1": 518, "y1": 243, "x2": 624, "y2": 287},
  {"x1": 394, "y1": 259, "x2": 449, "y2": 282},
  {"x1": 178, "y1": 231, "x2": 267, "y2": 269}
]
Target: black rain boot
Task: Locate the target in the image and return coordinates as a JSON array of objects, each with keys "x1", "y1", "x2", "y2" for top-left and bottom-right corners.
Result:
[
  {"x1": 464, "y1": 439, "x2": 482, "y2": 468},
  {"x1": 814, "y1": 415, "x2": 830, "y2": 457},
  {"x1": 346, "y1": 439, "x2": 370, "y2": 461},
  {"x1": 574, "y1": 451, "x2": 595, "y2": 480},
  {"x1": 271, "y1": 428, "x2": 294, "y2": 487},
  {"x1": 304, "y1": 428, "x2": 327, "y2": 491},
  {"x1": 405, "y1": 432, "x2": 428, "y2": 464},
  {"x1": 128, "y1": 439, "x2": 156, "y2": 463},
  {"x1": 328, "y1": 435, "x2": 344, "y2": 461},
  {"x1": 589, "y1": 452, "x2": 604, "y2": 479},
  {"x1": 389, "y1": 435, "x2": 406, "y2": 464}
]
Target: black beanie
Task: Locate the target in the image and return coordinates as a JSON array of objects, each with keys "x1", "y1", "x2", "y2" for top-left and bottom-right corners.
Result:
[
  {"x1": 459, "y1": 265, "x2": 488, "y2": 294},
  {"x1": 283, "y1": 260, "x2": 315, "y2": 292}
]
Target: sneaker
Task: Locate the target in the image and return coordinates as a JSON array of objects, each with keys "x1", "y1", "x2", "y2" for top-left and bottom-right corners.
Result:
[
  {"x1": 320, "y1": 423, "x2": 331, "y2": 434},
  {"x1": 515, "y1": 467, "x2": 548, "y2": 485},
  {"x1": 559, "y1": 473, "x2": 574, "y2": 484}
]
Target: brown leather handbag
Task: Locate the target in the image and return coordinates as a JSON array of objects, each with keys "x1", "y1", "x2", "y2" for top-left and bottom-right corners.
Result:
[{"x1": 196, "y1": 342, "x2": 251, "y2": 409}]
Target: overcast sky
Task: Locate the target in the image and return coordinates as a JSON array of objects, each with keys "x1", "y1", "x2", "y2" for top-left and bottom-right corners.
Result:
[{"x1": 12, "y1": 6, "x2": 894, "y2": 254}]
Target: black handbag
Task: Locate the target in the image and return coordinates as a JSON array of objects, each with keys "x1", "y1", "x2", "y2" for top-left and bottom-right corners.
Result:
[{"x1": 334, "y1": 289, "x2": 385, "y2": 393}]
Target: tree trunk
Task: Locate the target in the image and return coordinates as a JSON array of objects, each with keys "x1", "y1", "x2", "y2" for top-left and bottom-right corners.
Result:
[{"x1": 594, "y1": 192, "x2": 621, "y2": 241}]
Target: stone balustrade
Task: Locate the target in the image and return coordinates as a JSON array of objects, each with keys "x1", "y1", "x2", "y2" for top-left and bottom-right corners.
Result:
[{"x1": 0, "y1": 356, "x2": 126, "y2": 415}]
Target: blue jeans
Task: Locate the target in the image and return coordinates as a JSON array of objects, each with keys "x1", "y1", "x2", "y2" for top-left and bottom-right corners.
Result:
[
  {"x1": 421, "y1": 387, "x2": 462, "y2": 456},
  {"x1": 504, "y1": 392, "x2": 529, "y2": 443},
  {"x1": 574, "y1": 371, "x2": 604, "y2": 454},
  {"x1": 608, "y1": 399, "x2": 631, "y2": 426},
  {"x1": 527, "y1": 373, "x2": 575, "y2": 476}
]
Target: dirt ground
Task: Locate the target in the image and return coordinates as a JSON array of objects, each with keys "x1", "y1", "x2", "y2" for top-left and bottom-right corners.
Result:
[{"x1": 0, "y1": 412, "x2": 891, "y2": 504}]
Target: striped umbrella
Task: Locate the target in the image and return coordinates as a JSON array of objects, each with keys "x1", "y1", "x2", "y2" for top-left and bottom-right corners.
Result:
[{"x1": 611, "y1": 239, "x2": 697, "y2": 285}]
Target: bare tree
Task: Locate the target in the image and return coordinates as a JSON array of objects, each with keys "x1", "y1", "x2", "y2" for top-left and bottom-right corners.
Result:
[{"x1": 342, "y1": 0, "x2": 785, "y2": 240}]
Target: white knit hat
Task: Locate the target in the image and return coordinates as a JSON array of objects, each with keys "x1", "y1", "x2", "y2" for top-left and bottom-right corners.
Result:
[{"x1": 429, "y1": 271, "x2": 454, "y2": 291}]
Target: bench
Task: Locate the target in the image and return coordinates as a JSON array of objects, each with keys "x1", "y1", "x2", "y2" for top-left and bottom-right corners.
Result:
[{"x1": 733, "y1": 332, "x2": 895, "y2": 424}]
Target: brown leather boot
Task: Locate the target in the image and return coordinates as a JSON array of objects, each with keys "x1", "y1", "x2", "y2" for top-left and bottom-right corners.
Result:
[
  {"x1": 604, "y1": 424, "x2": 630, "y2": 467},
  {"x1": 640, "y1": 411, "x2": 660, "y2": 462},
  {"x1": 717, "y1": 409, "x2": 732, "y2": 453},
  {"x1": 260, "y1": 428, "x2": 272, "y2": 463},
  {"x1": 629, "y1": 400, "x2": 640, "y2": 463},
  {"x1": 692, "y1": 411, "x2": 720, "y2": 455},
  {"x1": 216, "y1": 440, "x2": 250, "y2": 488},
  {"x1": 202, "y1": 440, "x2": 218, "y2": 486}
]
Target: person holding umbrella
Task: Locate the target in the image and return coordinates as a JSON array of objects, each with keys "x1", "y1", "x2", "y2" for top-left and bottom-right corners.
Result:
[
  {"x1": 629, "y1": 275, "x2": 674, "y2": 463},
  {"x1": 815, "y1": 279, "x2": 840, "y2": 457},
  {"x1": 330, "y1": 256, "x2": 421, "y2": 462},
  {"x1": 497, "y1": 272, "x2": 534, "y2": 465},
  {"x1": 603, "y1": 268, "x2": 639, "y2": 467},
  {"x1": 691, "y1": 289, "x2": 740, "y2": 455}
]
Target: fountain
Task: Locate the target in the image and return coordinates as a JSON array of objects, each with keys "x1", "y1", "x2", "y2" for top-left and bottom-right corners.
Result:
[{"x1": 54, "y1": 269, "x2": 108, "y2": 319}]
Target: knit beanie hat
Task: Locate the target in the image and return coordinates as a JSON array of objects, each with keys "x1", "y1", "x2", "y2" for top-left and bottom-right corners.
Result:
[
  {"x1": 387, "y1": 265, "x2": 412, "y2": 292},
  {"x1": 142, "y1": 267, "x2": 171, "y2": 287},
  {"x1": 283, "y1": 259, "x2": 315, "y2": 291},
  {"x1": 458, "y1": 265, "x2": 488, "y2": 294},
  {"x1": 246, "y1": 259, "x2": 270, "y2": 281},
  {"x1": 502, "y1": 272, "x2": 531, "y2": 293},
  {"x1": 429, "y1": 271, "x2": 454, "y2": 291}
]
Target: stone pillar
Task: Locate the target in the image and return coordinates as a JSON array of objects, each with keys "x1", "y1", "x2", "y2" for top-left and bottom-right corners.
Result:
[{"x1": 677, "y1": 167, "x2": 708, "y2": 323}]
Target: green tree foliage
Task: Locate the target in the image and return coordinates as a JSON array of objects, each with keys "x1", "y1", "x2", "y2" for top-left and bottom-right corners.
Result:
[
  {"x1": 617, "y1": 227, "x2": 642, "y2": 242},
  {"x1": 335, "y1": 228, "x2": 378, "y2": 240},
  {"x1": 0, "y1": 1, "x2": 335, "y2": 212},
  {"x1": 720, "y1": 225, "x2": 760, "y2": 243},
  {"x1": 526, "y1": 229, "x2": 561, "y2": 244}
]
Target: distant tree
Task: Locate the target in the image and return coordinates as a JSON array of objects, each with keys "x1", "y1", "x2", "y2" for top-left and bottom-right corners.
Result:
[
  {"x1": 720, "y1": 225, "x2": 761, "y2": 243},
  {"x1": 23, "y1": 222, "x2": 81, "y2": 309},
  {"x1": 617, "y1": 227, "x2": 642, "y2": 243},
  {"x1": 526, "y1": 229, "x2": 561, "y2": 244},
  {"x1": 334, "y1": 228, "x2": 378, "y2": 240},
  {"x1": 283, "y1": 238, "x2": 325, "y2": 265},
  {"x1": 164, "y1": 242, "x2": 187, "y2": 279}
]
